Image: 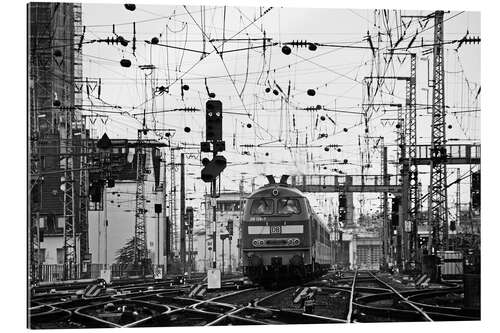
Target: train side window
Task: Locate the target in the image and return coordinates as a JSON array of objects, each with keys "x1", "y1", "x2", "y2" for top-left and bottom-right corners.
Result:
[
  {"x1": 277, "y1": 198, "x2": 301, "y2": 214},
  {"x1": 250, "y1": 198, "x2": 274, "y2": 215}
]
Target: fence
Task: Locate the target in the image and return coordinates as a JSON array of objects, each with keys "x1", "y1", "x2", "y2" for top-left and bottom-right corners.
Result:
[{"x1": 36, "y1": 263, "x2": 165, "y2": 282}]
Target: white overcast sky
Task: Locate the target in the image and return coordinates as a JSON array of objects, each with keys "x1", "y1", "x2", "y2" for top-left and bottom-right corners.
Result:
[{"x1": 81, "y1": 2, "x2": 480, "y2": 200}]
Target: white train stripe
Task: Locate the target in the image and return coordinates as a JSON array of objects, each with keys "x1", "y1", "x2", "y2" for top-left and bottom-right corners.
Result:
[
  {"x1": 281, "y1": 225, "x2": 304, "y2": 234},
  {"x1": 248, "y1": 226, "x2": 270, "y2": 234}
]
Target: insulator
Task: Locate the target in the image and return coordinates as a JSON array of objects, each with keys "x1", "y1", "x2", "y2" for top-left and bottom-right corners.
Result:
[
  {"x1": 124, "y1": 4, "x2": 136, "y2": 11},
  {"x1": 116, "y1": 35, "x2": 128, "y2": 47},
  {"x1": 120, "y1": 59, "x2": 132, "y2": 67}
]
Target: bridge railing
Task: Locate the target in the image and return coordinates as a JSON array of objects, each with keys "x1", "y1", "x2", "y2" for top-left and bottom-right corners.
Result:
[
  {"x1": 290, "y1": 174, "x2": 401, "y2": 187},
  {"x1": 407, "y1": 144, "x2": 480, "y2": 161}
]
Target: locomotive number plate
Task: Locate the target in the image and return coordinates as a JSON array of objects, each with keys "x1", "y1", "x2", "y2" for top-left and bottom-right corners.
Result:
[{"x1": 270, "y1": 226, "x2": 282, "y2": 234}]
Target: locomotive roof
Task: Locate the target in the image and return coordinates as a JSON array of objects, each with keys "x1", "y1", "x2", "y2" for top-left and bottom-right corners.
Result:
[{"x1": 247, "y1": 183, "x2": 305, "y2": 199}]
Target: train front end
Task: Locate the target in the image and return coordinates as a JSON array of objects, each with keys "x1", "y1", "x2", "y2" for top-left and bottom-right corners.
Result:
[{"x1": 241, "y1": 178, "x2": 312, "y2": 283}]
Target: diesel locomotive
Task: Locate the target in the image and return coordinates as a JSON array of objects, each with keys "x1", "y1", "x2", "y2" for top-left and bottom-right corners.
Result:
[{"x1": 241, "y1": 175, "x2": 332, "y2": 283}]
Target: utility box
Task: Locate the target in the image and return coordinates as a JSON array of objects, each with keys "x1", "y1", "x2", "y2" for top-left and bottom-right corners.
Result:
[
  {"x1": 207, "y1": 269, "x2": 221, "y2": 289},
  {"x1": 437, "y1": 251, "x2": 463, "y2": 279}
]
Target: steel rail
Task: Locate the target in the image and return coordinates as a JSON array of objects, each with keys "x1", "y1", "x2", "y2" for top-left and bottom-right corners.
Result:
[
  {"x1": 346, "y1": 269, "x2": 358, "y2": 323},
  {"x1": 254, "y1": 286, "x2": 295, "y2": 307},
  {"x1": 367, "y1": 272, "x2": 433, "y2": 322}
]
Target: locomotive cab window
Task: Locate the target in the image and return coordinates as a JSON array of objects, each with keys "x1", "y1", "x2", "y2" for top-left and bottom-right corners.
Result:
[
  {"x1": 277, "y1": 198, "x2": 301, "y2": 214},
  {"x1": 250, "y1": 198, "x2": 274, "y2": 215}
]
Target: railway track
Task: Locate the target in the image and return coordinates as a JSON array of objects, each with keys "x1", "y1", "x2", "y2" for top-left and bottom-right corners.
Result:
[
  {"x1": 349, "y1": 271, "x2": 479, "y2": 322},
  {"x1": 28, "y1": 270, "x2": 479, "y2": 328}
]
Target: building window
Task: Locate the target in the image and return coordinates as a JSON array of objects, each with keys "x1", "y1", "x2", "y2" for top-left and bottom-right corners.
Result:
[
  {"x1": 57, "y1": 216, "x2": 65, "y2": 229},
  {"x1": 56, "y1": 248, "x2": 64, "y2": 265},
  {"x1": 39, "y1": 216, "x2": 46, "y2": 229},
  {"x1": 35, "y1": 249, "x2": 46, "y2": 264}
]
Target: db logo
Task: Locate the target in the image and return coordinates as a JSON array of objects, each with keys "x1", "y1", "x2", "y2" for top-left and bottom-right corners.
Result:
[{"x1": 270, "y1": 226, "x2": 282, "y2": 234}]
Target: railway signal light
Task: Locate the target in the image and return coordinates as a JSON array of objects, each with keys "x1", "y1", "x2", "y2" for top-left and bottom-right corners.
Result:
[
  {"x1": 450, "y1": 220, "x2": 456, "y2": 231},
  {"x1": 472, "y1": 171, "x2": 480, "y2": 190},
  {"x1": 186, "y1": 206, "x2": 194, "y2": 229},
  {"x1": 89, "y1": 181, "x2": 102, "y2": 203},
  {"x1": 338, "y1": 193, "x2": 347, "y2": 222},
  {"x1": 471, "y1": 171, "x2": 480, "y2": 210},
  {"x1": 391, "y1": 196, "x2": 401, "y2": 226},
  {"x1": 107, "y1": 178, "x2": 115, "y2": 188},
  {"x1": 201, "y1": 155, "x2": 227, "y2": 183},
  {"x1": 213, "y1": 140, "x2": 226, "y2": 152},
  {"x1": 205, "y1": 100, "x2": 223, "y2": 142},
  {"x1": 226, "y1": 219, "x2": 233, "y2": 235},
  {"x1": 200, "y1": 141, "x2": 211, "y2": 152}
]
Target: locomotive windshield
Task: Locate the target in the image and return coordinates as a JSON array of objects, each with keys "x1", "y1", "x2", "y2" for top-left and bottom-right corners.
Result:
[
  {"x1": 277, "y1": 198, "x2": 301, "y2": 214},
  {"x1": 249, "y1": 197, "x2": 302, "y2": 215},
  {"x1": 250, "y1": 198, "x2": 274, "y2": 215}
]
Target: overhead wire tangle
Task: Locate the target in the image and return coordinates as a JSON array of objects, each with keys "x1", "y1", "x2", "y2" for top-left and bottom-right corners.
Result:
[
  {"x1": 80, "y1": 8, "x2": 470, "y2": 169},
  {"x1": 130, "y1": 6, "x2": 274, "y2": 112},
  {"x1": 84, "y1": 6, "x2": 212, "y2": 28},
  {"x1": 176, "y1": 6, "x2": 277, "y2": 141}
]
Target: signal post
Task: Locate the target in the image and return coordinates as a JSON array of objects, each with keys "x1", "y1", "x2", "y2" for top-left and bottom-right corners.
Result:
[{"x1": 201, "y1": 100, "x2": 226, "y2": 289}]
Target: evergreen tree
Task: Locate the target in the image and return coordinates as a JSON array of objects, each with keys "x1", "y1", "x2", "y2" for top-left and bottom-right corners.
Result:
[{"x1": 115, "y1": 236, "x2": 151, "y2": 265}]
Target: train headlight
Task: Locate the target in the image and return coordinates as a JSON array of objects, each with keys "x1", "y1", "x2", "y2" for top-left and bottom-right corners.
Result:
[{"x1": 252, "y1": 239, "x2": 265, "y2": 247}]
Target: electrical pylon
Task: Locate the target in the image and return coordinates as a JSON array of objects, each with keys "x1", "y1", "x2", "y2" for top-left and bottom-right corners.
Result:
[
  {"x1": 62, "y1": 108, "x2": 77, "y2": 280},
  {"x1": 134, "y1": 129, "x2": 148, "y2": 264},
  {"x1": 428, "y1": 10, "x2": 449, "y2": 253}
]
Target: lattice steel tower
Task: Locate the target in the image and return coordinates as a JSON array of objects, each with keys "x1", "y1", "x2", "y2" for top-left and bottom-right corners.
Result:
[
  {"x1": 405, "y1": 54, "x2": 418, "y2": 256},
  {"x1": 169, "y1": 148, "x2": 178, "y2": 254},
  {"x1": 62, "y1": 108, "x2": 77, "y2": 280},
  {"x1": 134, "y1": 129, "x2": 148, "y2": 264},
  {"x1": 428, "y1": 11, "x2": 449, "y2": 252}
]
